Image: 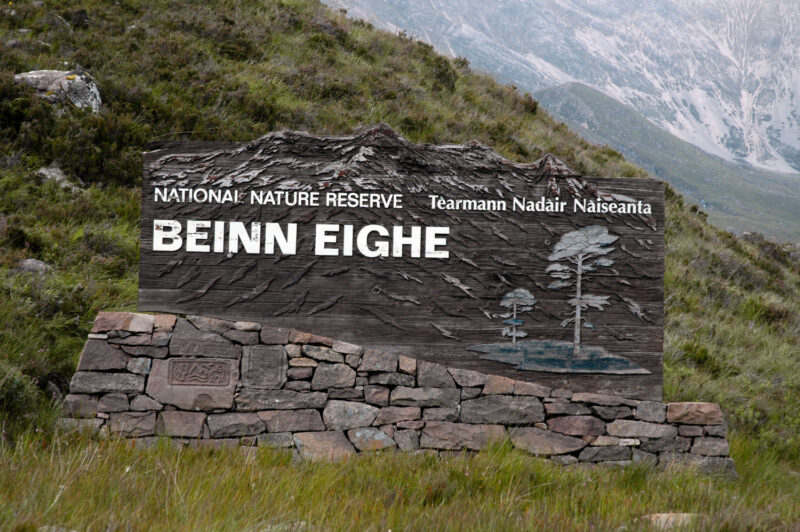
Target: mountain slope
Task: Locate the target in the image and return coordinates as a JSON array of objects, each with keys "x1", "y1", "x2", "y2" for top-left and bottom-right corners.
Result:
[
  {"x1": 0, "y1": 0, "x2": 798, "y2": 461},
  {"x1": 325, "y1": 0, "x2": 800, "y2": 174},
  {"x1": 535, "y1": 82, "x2": 800, "y2": 240}
]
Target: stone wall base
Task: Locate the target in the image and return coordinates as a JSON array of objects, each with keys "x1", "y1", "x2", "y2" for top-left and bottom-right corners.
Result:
[{"x1": 60, "y1": 312, "x2": 735, "y2": 474}]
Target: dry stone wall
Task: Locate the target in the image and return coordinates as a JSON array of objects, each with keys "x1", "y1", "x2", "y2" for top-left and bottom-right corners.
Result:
[{"x1": 60, "y1": 312, "x2": 734, "y2": 473}]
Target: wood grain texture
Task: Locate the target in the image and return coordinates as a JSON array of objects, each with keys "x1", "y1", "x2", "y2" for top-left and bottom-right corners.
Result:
[{"x1": 139, "y1": 126, "x2": 665, "y2": 400}]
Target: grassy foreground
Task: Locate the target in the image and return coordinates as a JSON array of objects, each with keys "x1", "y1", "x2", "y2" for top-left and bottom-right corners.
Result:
[{"x1": 2, "y1": 433, "x2": 799, "y2": 531}]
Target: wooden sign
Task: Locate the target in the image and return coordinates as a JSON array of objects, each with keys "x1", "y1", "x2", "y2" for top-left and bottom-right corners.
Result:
[{"x1": 140, "y1": 127, "x2": 665, "y2": 400}]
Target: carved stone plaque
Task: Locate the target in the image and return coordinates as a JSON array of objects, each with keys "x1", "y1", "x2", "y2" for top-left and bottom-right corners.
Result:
[
  {"x1": 241, "y1": 345, "x2": 288, "y2": 389},
  {"x1": 147, "y1": 358, "x2": 239, "y2": 410},
  {"x1": 169, "y1": 359, "x2": 231, "y2": 386}
]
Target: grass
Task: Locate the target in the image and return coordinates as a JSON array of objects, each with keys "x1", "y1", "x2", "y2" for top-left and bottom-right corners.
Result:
[
  {"x1": 1, "y1": 433, "x2": 798, "y2": 531},
  {"x1": 0, "y1": 0, "x2": 800, "y2": 527}
]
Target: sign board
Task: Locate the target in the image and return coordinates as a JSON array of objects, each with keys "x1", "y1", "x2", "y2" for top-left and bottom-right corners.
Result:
[{"x1": 140, "y1": 128, "x2": 665, "y2": 400}]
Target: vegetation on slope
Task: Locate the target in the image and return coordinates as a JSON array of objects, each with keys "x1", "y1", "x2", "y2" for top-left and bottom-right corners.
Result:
[{"x1": 0, "y1": 0, "x2": 799, "y2": 478}]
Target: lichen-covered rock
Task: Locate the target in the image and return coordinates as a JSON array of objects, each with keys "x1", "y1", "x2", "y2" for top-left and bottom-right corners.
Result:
[
  {"x1": 417, "y1": 360, "x2": 456, "y2": 388},
  {"x1": 547, "y1": 415, "x2": 605, "y2": 437},
  {"x1": 373, "y1": 406, "x2": 421, "y2": 425},
  {"x1": 367, "y1": 372, "x2": 415, "y2": 387},
  {"x1": 323, "y1": 400, "x2": 379, "y2": 430},
  {"x1": 14, "y1": 70, "x2": 102, "y2": 112},
  {"x1": 447, "y1": 368, "x2": 486, "y2": 387},
  {"x1": 109, "y1": 412, "x2": 156, "y2": 437},
  {"x1": 311, "y1": 363, "x2": 355, "y2": 390},
  {"x1": 461, "y1": 395, "x2": 543, "y2": 424},
  {"x1": 393, "y1": 429, "x2": 420, "y2": 451},
  {"x1": 635, "y1": 401, "x2": 666, "y2": 423},
  {"x1": 302, "y1": 345, "x2": 344, "y2": 363},
  {"x1": 207, "y1": 413, "x2": 265, "y2": 438},
  {"x1": 666, "y1": 402, "x2": 724, "y2": 425},
  {"x1": 420, "y1": 422, "x2": 505, "y2": 450},
  {"x1": 606, "y1": 419, "x2": 678, "y2": 439},
  {"x1": 294, "y1": 431, "x2": 355, "y2": 461},
  {"x1": 347, "y1": 427, "x2": 396, "y2": 451},
  {"x1": 77, "y1": 340, "x2": 130, "y2": 371},
  {"x1": 70, "y1": 372, "x2": 144, "y2": 394},
  {"x1": 359, "y1": 349, "x2": 397, "y2": 372}
]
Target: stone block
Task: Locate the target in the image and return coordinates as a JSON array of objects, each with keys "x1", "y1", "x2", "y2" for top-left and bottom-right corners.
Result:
[
  {"x1": 417, "y1": 360, "x2": 456, "y2": 388},
  {"x1": 513, "y1": 381, "x2": 551, "y2": 397},
  {"x1": 359, "y1": 349, "x2": 397, "y2": 372},
  {"x1": 207, "y1": 413, "x2": 265, "y2": 438},
  {"x1": 632, "y1": 448, "x2": 658, "y2": 465},
  {"x1": 345, "y1": 354, "x2": 361, "y2": 368},
  {"x1": 332, "y1": 340, "x2": 362, "y2": 355},
  {"x1": 233, "y1": 321, "x2": 261, "y2": 332},
  {"x1": 545, "y1": 402, "x2": 591, "y2": 416},
  {"x1": 659, "y1": 452, "x2": 737, "y2": 476},
  {"x1": 364, "y1": 385, "x2": 389, "y2": 406},
  {"x1": 704, "y1": 425, "x2": 727, "y2": 437},
  {"x1": 258, "y1": 409, "x2": 325, "y2": 433},
  {"x1": 323, "y1": 400, "x2": 379, "y2": 430},
  {"x1": 129, "y1": 395, "x2": 163, "y2": 411},
  {"x1": 121, "y1": 345, "x2": 168, "y2": 358},
  {"x1": 294, "y1": 431, "x2": 355, "y2": 461},
  {"x1": 368, "y1": 372, "x2": 415, "y2": 387},
  {"x1": 127, "y1": 357, "x2": 152, "y2": 375},
  {"x1": 509, "y1": 427, "x2": 587, "y2": 455},
  {"x1": 348, "y1": 427, "x2": 397, "y2": 451},
  {"x1": 146, "y1": 358, "x2": 238, "y2": 410},
  {"x1": 62, "y1": 394, "x2": 97, "y2": 418},
  {"x1": 109, "y1": 412, "x2": 156, "y2": 437},
  {"x1": 302, "y1": 345, "x2": 344, "y2": 363},
  {"x1": 394, "y1": 429, "x2": 420, "y2": 451},
  {"x1": 691, "y1": 437, "x2": 729, "y2": 456},
  {"x1": 289, "y1": 357, "x2": 318, "y2": 367},
  {"x1": 259, "y1": 327, "x2": 290, "y2": 344},
  {"x1": 639, "y1": 437, "x2": 691, "y2": 453},
  {"x1": 241, "y1": 345, "x2": 287, "y2": 389},
  {"x1": 289, "y1": 330, "x2": 333, "y2": 346},
  {"x1": 156, "y1": 411, "x2": 205, "y2": 438},
  {"x1": 550, "y1": 455, "x2": 579, "y2": 465},
  {"x1": 420, "y1": 422, "x2": 505, "y2": 451},
  {"x1": 547, "y1": 415, "x2": 605, "y2": 437},
  {"x1": 97, "y1": 393, "x2": 129, "y2": 413},
  {"x1": 187, "y1": 315, "x2": 233, "y2": 335},
  {"x1": 311, "y1": 363, "x2": 356, "y2": 390},
  {"x1": 666, "y1": 402, "x2": 724, "y2": 425},
  {"x1": 70, "y1": 371, "x2": 145, "y2": 394},
  {"x1": 571, "y1": 393, "x2": 636, "y2": 406},
  {"x1": 373, "y1": 406, "x2": 421, "y2": 425},
  {"x1": 397, "y1": 420, "x2": 425, "y2": 430},
  {"x1": 482, "y1": 375, "x2": 515, "y2": 395},
  {"x1": 592, "y1": 405, "x2": 633, "y2": 420},
  {"x1": 461, "y1": 395, "x2": 544, "y2": 424},
  {"x1": 424, "y1": 408, "x2": 458, "y2": 422},
  {"x1": 223, "y1": 329, "x2": 260, "y2": 345},
  {"x1": 635, "y1": 401, "x2": 666, "y2": 423},
  {"x1": 257, "y1": 432, "x2": 294, "y2": 448},
  {"x1": 284, "y1": 344, "x2": 302, "y2": 357},
  {"x1": 154, "y1": 314, "x2": 177, "y2": 330},
  {"x1": 236, "y1": 389, "x2": 327, "y2": 410},
  {"x1": 390, "y1": 387, "x2": 460, "y2": 408},
  {"x1": 169, "y1": 319, "x2": 236, "y2": 358},
  {"x1": 461, "y1": 387, "x2": 481, "y2": 400},
  {"x1": 591, "y1": 435, "x2": 620, "y2": 446},
  {"x1": 108, "y1": 333, "x2": 153, "y2": 346},
  {"x1": 398, "y1": 356, "x2": 417, "y2": 375},
  {"x1": 77, "y1": 340, "x2": 131, "y2": 371},
  {"x1": 578, "y1": 445, "x2": 631, "y2": 462},
  {"x1": 606, "y1": 420, "x2": 678, "y2": 439},
  {"x1": 92, "y1": 312, "x2": 154, "y2": 334},
  {"x1": 328, "y1": 388, "x2": 363, "y2": 400},
  {"x1": 285, "y1": 381, "x2": 311, "y2": 391},
  {"x1": 448, "y1": 368, "x2": 486, "y2": 387},
  {"x1": 678, "y1": 425, "x2": 704, "y2": 437},
  {"x1": 550, "y1": 388, "x2": 573, "y2": 399},
  {"x1": 287, "y1": 367, "x2": 313, "y2": 380}
]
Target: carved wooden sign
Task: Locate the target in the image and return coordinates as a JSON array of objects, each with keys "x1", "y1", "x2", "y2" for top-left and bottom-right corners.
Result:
[{"x1": 140, "y1": 127, "x2": 665, "y2": 400}]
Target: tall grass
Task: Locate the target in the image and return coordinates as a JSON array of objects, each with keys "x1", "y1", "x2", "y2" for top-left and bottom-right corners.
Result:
[{"x1": 1, "y1": 433, "x2": 799, "y2": 531}]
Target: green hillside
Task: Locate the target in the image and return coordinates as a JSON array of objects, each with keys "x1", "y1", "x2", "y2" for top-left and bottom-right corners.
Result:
[
  {"x1": 1, "y1": 0, "x2": 800, "y2": 527},
  {"x1": 536, "y1": 82, "x2": 800, "y2": 241}
]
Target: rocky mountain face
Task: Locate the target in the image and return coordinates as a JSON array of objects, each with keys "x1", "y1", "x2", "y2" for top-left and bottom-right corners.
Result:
[{"x1": 325, "y1": 0, "x2": 800, "y2": 175}]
